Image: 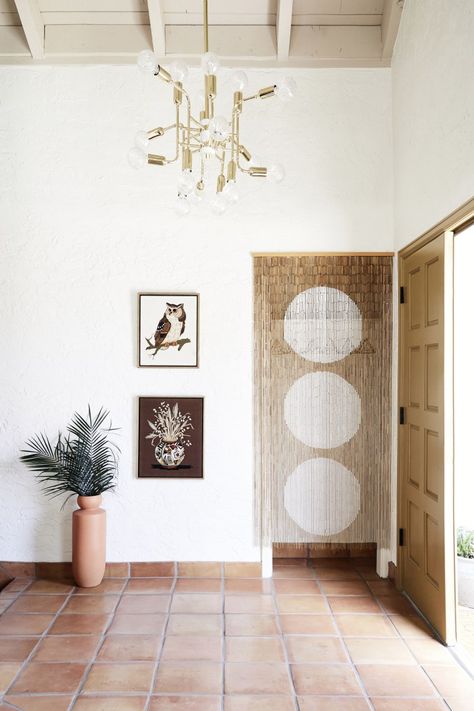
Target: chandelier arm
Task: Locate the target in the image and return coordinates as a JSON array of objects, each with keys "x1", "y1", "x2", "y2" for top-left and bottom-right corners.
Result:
[{"x1": 203, "y1": 0, "x2": 209, "y2": 53}]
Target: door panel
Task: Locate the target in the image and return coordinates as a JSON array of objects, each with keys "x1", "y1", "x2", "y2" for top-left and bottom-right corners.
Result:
[{"x1": 399, "y1": 233, "x2": 455, "y2": 643}]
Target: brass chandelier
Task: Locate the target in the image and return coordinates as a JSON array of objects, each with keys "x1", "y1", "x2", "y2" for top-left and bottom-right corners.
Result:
[{"x1": 128, "y1": 0, "x2": 296, "y2": 215}]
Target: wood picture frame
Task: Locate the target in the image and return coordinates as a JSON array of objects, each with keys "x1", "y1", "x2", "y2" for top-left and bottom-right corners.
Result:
[{"x1": 138, "y1": 293, "x2": 199, "y2": 368}]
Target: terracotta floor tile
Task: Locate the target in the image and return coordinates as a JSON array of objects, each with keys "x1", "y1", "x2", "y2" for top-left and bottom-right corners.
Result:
[
  {"x1": 273, "y1": 579, "x2": 321, "y2": 594},
  {"x1": 370, "y1": 701, "x2": 446, "y2": 711},
  {"x1": 319, "y1": 581, "x2": 371, "y2": 596},
  {"x1": 311, "y1": 559, "x2": 356, "y2": 570},
  {"x1": 226, "y1": 636, "x2": 285, "y2": 662},
  {"x1": 443, "y1": 697, "x2": 474, "y2": 711},
  {"x1": 0, "y1": 614, "x2": 53, "y2": 636},
  {"x1": 356, "y1": 664, "x2": 436, "y2": 696},
  {"x1": 74, "y1": 579, "x2": 126, "y2": 595},
  {"x1": 298, "y1": 698, "x2": 371, "y2": 710},
  {"x1": 225, "y1": 579, "x2": 273, "y2": 594},
  {"x1": 286, "y1": 635, "x2": 347, "y2": 663},
  {"x1": 405, "y1": 638, "x2": 456, "y2": 665},
  {"x1": 273, "y1": 567, "x2": 316, "y2": 579},
  {"x1": 178, "y1": 562, "x2": 222, "y2": 578},
  {"x1": 125, "y1": 578, "x2": 174, "y2": 594},
  {"x1": 0, "y1": 599, "x2": 14, "y2": 614},
  {"x1": 171, "y1": 593, "x2": 223, "y2": 614},
  {"x1": 422, "y1": 664, "x2": 474, "y2": 696},
  {"x1": 97, "y1": 634, "x2": 161, "y2": 661},
  {"x1": 154, "y1": 661, "x2": 222, "y2": 694},
  {"x1": 366, "y1": 580, "x2": 398, "y2": 596},
  {"x1": 9, "y1": 595, "x2": 66, "y2": 614},
  {"x1": 279, "y1": 614, "x2": 336, "y2": 635},
  {"x1": 376, "y1": 595, "x2": 417, "y2": 616},
  {"x1": 34, "y1": 635, "x2": 100, "y2": 661},
  {"x1": 357, "y1": 568, "x2": 383, "y2": 581},
  {"x1": 0, "y1": 637, "x2": 38, "y2": 662},
  {"x1": 108, "y1": 613, "x2": 166, "y2": 635},
  {"x1": 83, "y1": 662, "x2": 155, "y2": 692},
  {"x1": 161, "y1": 634, "x2": 222, "y2": 661},
  {"x1": 291, "y1": 663, "x2": 362, "y2": 695},
  {"x1": 74, "y1": 698, "x2": 146, "y2": 711},
  {"x1": 328, "y1": 597, "x2": 382, "y2": 614},
  {"x1": 167, "y1": 614, "x2": 222, "y2": 636},
  {"x1": 225, "y1": 614, "x2": 278, "y2": 636},
  {"x1": 225, "y1": 662, "x2": 291, "y2": 694},
  {"x1": 314, "y1": 569, "x2": 360, "y2": 581},
  {"x1": 225, "y1": 594, "x2": 275, "y2": 614},
  {"x1": 344, "y1": 637, "x2": 416, "y2": 664},
  {"x1": 5, "y1": 696, "x2": 73, "y2": 711},
  {"x1": 175, "y1": 578, "x2": 222, "y2": 593},
  {"x1": 2, "y1": 579, "x2": 34, "y2": 594},
  {"x1": 25, "y1": 580, "x2": 74, "y2": 594},
  {"x1": 62, "y1": 594, "x2": 119, "y2": 614},
  {"x1": 224, "y1": 563, "x2": 262, "y2": 578},
  {"x1": 389, "y1": 615, "x2": 434, "y2": 639},
  {"x1": 277, "y1": 594, "x2": 328, "y2": 614},
  {"x1": 49, "y1": 613, "x2": 111, "y2": 635},
  {"x1": 150, "y1": 697, "x2": 221, "y2": 711},
  {"x1": 0, "y1": 662, "x2": 21, "y2": 692},
  {"x1": 117, "y1": 594, "x2": 171, "y2": 614},
  {"x1": 131, "y1": 562, "x2": 175, "y2": 577},
  {"x1": 9, "y1": 661, "x2": 86, "y2": 693},
  {"x1": 336, "y1": 615, "x2": 397, "y2": 637},
  {"x1": 225, "y1": 696, "x2": 295, "y2": 710}
]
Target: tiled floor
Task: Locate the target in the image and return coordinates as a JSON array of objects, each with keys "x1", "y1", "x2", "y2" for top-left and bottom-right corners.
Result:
[
  {"x1": 0, "y1": 558, "x2": 473, "y2": 710},
  {"x1": 458, "y1": 605, "x2": 474, "y2": 662}
]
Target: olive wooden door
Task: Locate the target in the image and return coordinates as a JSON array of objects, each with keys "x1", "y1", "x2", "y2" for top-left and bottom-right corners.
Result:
[{"x1": 399, "y1": 232, "x2": 455, "y2": 644}]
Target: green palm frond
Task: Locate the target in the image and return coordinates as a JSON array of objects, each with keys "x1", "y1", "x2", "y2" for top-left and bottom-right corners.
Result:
[{"x1": 20, "y1": 407, "x2": 120, "y2": 504}]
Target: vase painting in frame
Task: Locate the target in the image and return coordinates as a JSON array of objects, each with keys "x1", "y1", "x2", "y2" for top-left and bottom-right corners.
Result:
[
  {"x1": 138, "y1": 397, "x2": 204, "y2": 478},
  {"x1": 138, "y1": 293, "x2": 199, "y2": 367}
]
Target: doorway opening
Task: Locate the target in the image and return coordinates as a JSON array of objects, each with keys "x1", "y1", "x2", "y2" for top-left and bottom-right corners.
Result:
[{"x1": 454, "y1": 222, "x2": 474, "y2": 661}]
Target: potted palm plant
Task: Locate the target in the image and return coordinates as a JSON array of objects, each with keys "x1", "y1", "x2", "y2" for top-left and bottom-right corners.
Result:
[
  {"x1": 20, "y1": 407, "x2": 119, "y2": 588},
  {"x1": 457, "y1": 527, "x2": 474, "y2": 608}
]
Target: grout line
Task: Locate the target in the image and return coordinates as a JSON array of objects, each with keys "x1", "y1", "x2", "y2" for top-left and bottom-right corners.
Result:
[
  {"x1": 144, "y1": 571, "x2": 177, "y2": 711},
  {"x1": 2, "y1": 582, "x2": 77, "y2": 703},
  {"x1": 67, "y1": 577, "x2": 128, "y2": 710},
  {"x1": 271, "y1": 574, "x2": 300, "y2": 711}
]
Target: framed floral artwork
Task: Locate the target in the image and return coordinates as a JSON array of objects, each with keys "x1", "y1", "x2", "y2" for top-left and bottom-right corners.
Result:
[
  {"x1": 138, "y1": 293, "x2": 199, "y2": 367},
  {"x1": 138, "y1": 397, "x2": 204, "y2": 478}
]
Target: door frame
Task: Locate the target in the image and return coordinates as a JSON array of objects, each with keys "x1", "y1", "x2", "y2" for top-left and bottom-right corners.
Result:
[{"x1": 397, "y1": 196, "x2": 474, "y2": 645}]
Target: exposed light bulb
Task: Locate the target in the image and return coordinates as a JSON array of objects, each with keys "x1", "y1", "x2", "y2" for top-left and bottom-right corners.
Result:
[
  {"x1": 137, "y1": 49, "x2": 156, "y2": 73},
  {"x1": 223, "y1": 182, "x2": 239, "y2": 204},
  {"x1": 274, "y1": 76, "x2": 297, "y2": 102},
  {"x1": 230, "y1": 70, "x2": 248, "y2": 92},
  {"x1": 268, "y1": 163, "x2": 285, "y2": 183},
  {"x1": 178, "y1": 172, "x2": 196, "y2": 195},
  {"x1": 200, "y1": 129, "x2": 210, "y2": 143},
  {"x1": 169, "y1": 60, "x2": 189, "y2": 83},
  {"x1": 208, "y1": 116, "x2": 229, "y2": 142},
  {"x1": 201, "y1": 52, "x2": 220, "y2": 75},
  {"x1": 202, "y1": 145, "x2": 216, "y2": 159},
  {"x1": 175, "y1": 197, "x2": 190, "y2": 216},
  {"x1": 134, "y1": 131, "x2": 149, "y2": 152},
  {"x1": 127, "y1": 147, "x2": 147, "y2": 169},
  {"x1": 210, "y1": 194, "x2": 228, "y2": 215}
]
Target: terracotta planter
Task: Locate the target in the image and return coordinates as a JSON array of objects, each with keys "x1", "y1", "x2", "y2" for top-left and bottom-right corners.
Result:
[{"x1": 72, "y1": 494, "x2": 106, "y2": 588}]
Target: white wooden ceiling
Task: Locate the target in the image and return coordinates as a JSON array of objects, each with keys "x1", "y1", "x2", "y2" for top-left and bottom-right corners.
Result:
[{"x1": 0, "y1": 0, "x2": 404, "y2": 66}]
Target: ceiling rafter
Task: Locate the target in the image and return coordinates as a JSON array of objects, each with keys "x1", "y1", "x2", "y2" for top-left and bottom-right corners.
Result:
[
  {"x1": 276, "y1": 0, "x2": 293, "y2": 61},
  {"x1": 147, "y1": 0, "x2": 165, "y2": 57},
  {"x1": 13, "y1": 0, "x2": 43, "y2": 58}
]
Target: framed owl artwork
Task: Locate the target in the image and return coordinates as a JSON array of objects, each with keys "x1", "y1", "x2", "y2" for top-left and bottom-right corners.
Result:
[{"x1": 138, "y1": 293, "x2": 199, "y2": 367}]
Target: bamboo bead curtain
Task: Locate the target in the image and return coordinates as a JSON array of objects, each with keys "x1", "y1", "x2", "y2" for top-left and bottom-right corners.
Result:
[{"x1": 254, "y1": 255, "x2": 393, "y2": 547}]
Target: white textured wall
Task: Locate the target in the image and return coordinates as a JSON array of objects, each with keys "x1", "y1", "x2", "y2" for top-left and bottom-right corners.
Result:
[
  {"x1": 0, "y1": 66, "x2": 393, "y2": 562},
  {"x1": 392, "y1": 0, "x2": 474, "y2": 248}
]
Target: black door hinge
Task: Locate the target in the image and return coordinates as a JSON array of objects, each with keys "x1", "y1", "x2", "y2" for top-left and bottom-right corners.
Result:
[
  {"x1": 399, "y1": 406, "x2": 406, "y2": 425},
  {"x1": 400, "y1": 286, "x2": 406, "y2": 304},
  {"x1": 399, "y1": 528, "x2": 405, "y2": 546}
]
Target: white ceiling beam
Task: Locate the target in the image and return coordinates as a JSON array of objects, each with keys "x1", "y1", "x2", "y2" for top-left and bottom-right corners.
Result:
[
  {"x1": 381, "y1": 0, "x2": 403, "y2": 59},
  {"x1": 13, "y1": 0, "x2": 43, "y2": 57},
  {"x1": 276, "y1": 0, "x2": 293, "y2": 61},
  {"x1": 147, "y1": 0, "x2": 165, "y2": 56}
]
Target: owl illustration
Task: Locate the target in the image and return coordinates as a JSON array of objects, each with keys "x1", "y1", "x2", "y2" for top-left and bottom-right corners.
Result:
[{"x1": 154, "y1": 303, "x2": 186, "y2": 349}]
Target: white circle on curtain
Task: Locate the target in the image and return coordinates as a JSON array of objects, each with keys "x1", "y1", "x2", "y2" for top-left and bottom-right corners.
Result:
[
  {"x1": 284, "y1": 457, "x2": 360, "y2": 535},
  {"x1": 284, "y1": 372, "x2": 361, "y2": 449},
  {"x1": 284, "y1": 286, "x2": 362, "y2": 363}
]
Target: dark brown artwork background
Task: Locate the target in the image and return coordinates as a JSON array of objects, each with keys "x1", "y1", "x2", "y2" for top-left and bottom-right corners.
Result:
[{"x1": 138, "y1": 397, "x2": 204, "y2": 478}]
